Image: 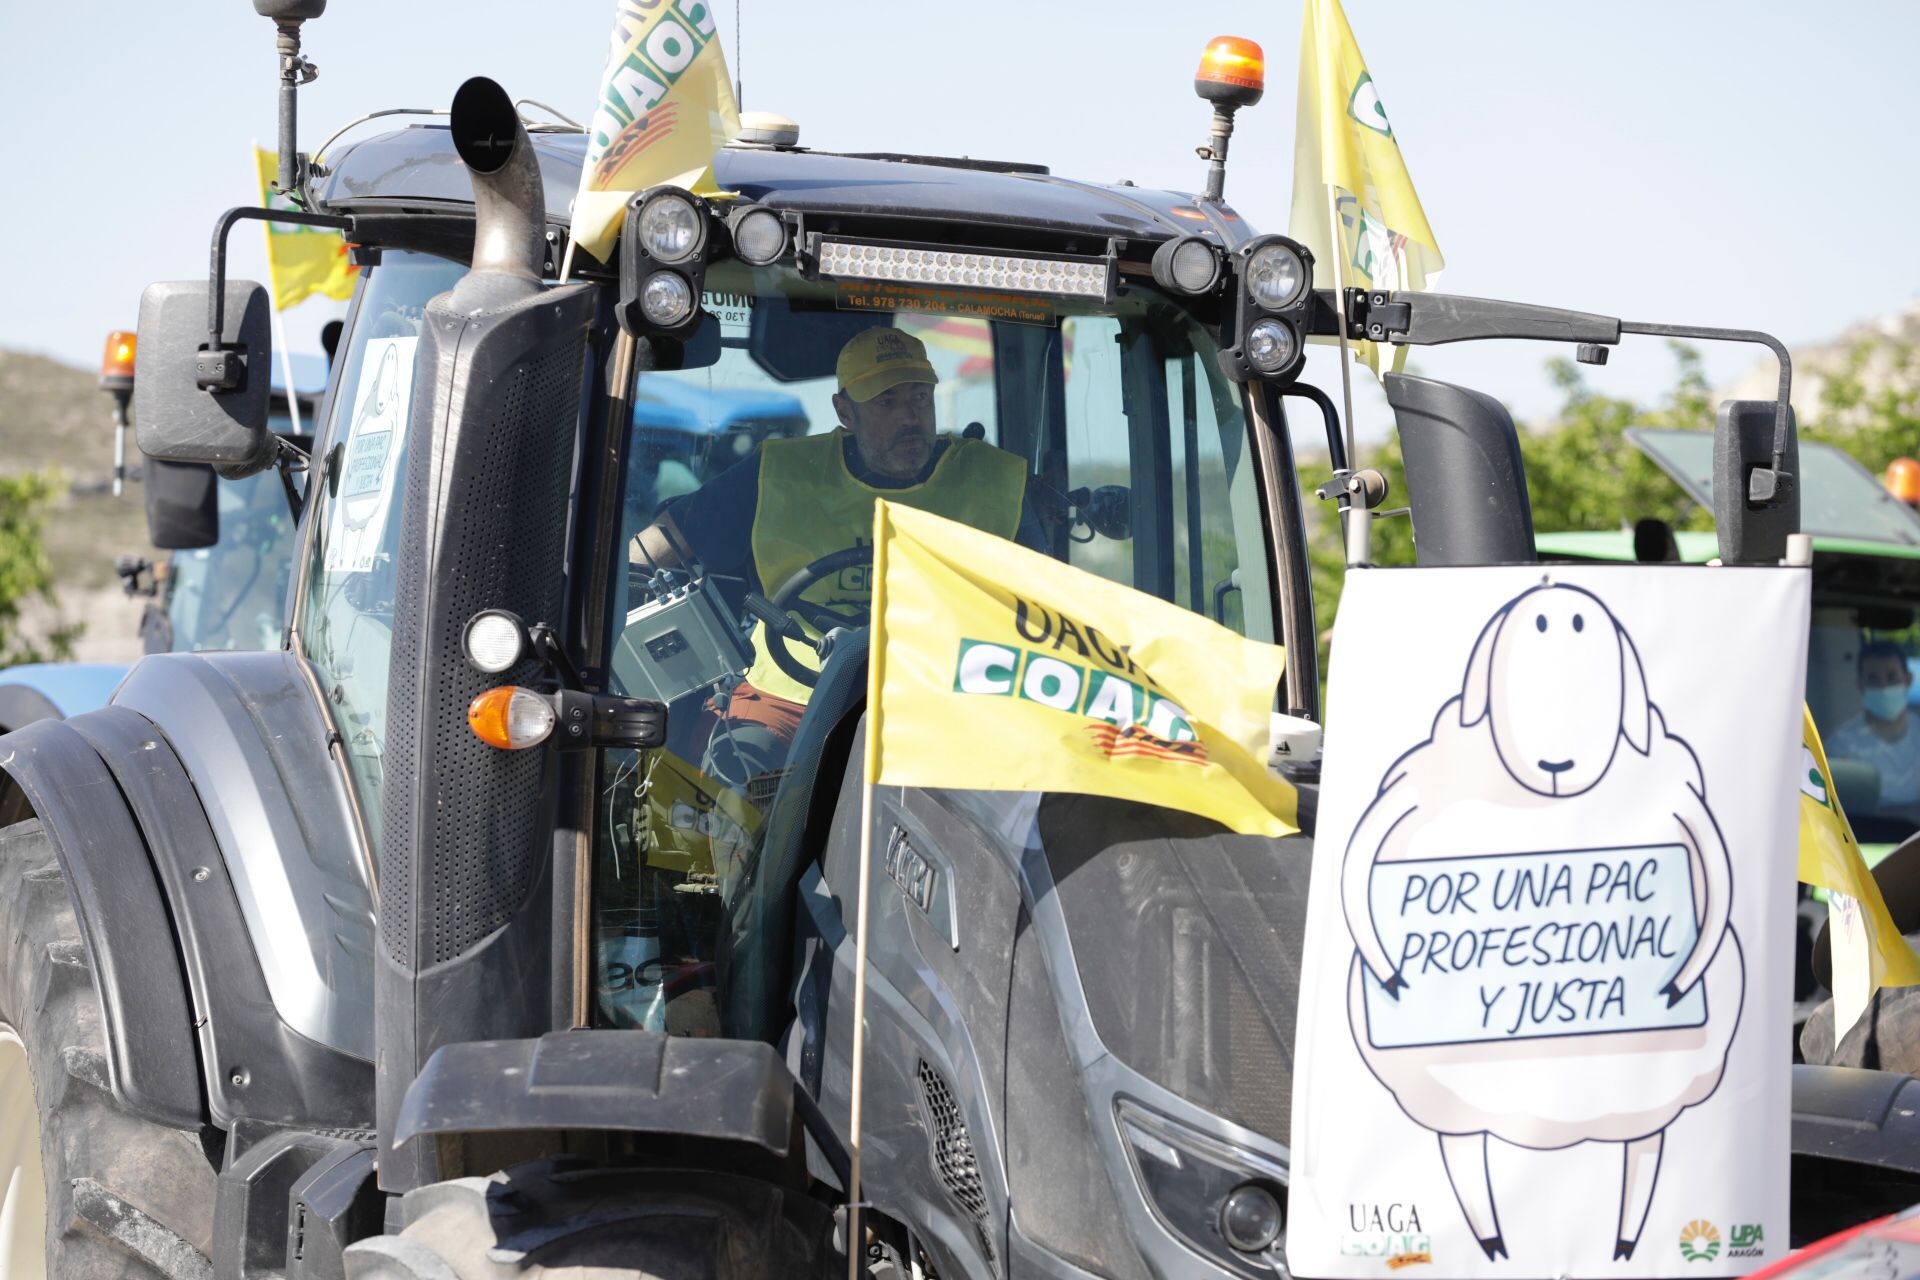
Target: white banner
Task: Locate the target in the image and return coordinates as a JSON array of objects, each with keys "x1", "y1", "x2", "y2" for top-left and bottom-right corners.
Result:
[{"x1": 1288, "y1": 565, "x2": 1808, "y2": 1279}]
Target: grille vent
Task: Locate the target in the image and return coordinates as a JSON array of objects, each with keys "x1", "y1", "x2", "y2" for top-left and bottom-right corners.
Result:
[{"x1": 917, "y1": 1059, "x2": 988, "y2": 1222}]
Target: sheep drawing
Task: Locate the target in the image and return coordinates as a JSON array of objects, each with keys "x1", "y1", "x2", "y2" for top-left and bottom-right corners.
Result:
[{"x1": 1340, "y1": 583, "x2": 1742, "y2": 1263}]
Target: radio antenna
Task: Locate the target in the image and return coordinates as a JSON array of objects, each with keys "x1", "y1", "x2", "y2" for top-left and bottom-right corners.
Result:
[{"x1": 734, "y1": 0, "x2": 743, "y2": 108}]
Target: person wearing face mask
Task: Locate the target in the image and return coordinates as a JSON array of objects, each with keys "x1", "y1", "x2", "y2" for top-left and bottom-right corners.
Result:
[
  {"x1": 632, "y1": 326, "x2": 1047, "y2": 787},
  {"x1": 1828, "y1": 639, "x2": 1920, "y2": 817}
]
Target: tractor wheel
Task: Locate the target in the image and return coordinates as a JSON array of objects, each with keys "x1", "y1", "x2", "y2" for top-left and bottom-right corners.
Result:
[
  {"x1": 0, "y1": 819, "x2": 217, "y2": 1278},
  {"x1": 343, "y1": 1157, "x2": 840, "y2": 1278}
]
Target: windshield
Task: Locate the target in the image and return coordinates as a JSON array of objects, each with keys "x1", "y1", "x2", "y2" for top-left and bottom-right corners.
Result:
[
  {"x1": 590, "y1": 259, "x2": 1275, "y2": 1034},
  {"x1": 1805, "y1": 557, "x2": 1920, "y2": 848},
  {"x1": 296, "y1": 251, "x2": 468, "y2": 849},
  {"x1": 1629, "y1": 427, "x2": 1920, "y2": 547}
]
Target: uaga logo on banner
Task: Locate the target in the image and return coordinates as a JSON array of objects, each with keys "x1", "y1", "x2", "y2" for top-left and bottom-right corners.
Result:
[{"x1": 1287, "y1": 568, "x2": 1807, "y2": 1278}]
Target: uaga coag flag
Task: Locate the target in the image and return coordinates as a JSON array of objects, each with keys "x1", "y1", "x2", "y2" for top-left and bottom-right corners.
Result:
[
  {"x1": 572, "y1": 0, "x2": 741, "y2": 266},
  {"x1": 1800, "y1": 707, "x2": 1920, "y2": 993},
  {"x1": 865, "y1": 502, "x2": 1297, "y2": 837},
  {"x1": 1289, "y1": 0, "x2": 1444, "y2": 379},
  {"x1": 254, "y1": 147, "x2": 357, "y2": 310}
]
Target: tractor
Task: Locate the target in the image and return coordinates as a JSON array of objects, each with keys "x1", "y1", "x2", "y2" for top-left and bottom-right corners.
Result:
[{"x1": 0, "y1": 5, "x2": 1913, "y2": 1277}]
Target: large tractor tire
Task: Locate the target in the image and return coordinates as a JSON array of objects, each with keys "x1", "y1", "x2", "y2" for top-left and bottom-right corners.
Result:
[
  {"x1": 0, "y1": 819, "x2": 217, "y2": 1278},
  {"x1": 344, "y1": 1157, "x2": 840, "y2": 1279}
]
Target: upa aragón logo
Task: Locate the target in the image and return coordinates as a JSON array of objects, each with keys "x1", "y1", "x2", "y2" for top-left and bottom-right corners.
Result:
[{"x1": 1679, "y1": 1220, "x2": 1721, "y2": 1263}]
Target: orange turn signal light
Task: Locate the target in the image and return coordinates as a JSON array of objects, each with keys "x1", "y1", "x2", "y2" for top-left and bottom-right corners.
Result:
[
  {"x1": 99, "y1": 330, "x2": 136, "y2": 392},
  {"x1": 468, "y1": 685, "x2": 557, "y2": 750},
  {"x1": 1195, "y1": 36, "x2": 1266, "y2": 106},
  {"x1": 1888, "y1": 457, "x2": 1920, "y2": 505}
]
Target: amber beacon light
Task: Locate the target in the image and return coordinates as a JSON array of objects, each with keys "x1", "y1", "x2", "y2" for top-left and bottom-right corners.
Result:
[
  {"x1": 1194, "y1": 36, "x2": 1266, "y2": 106},
  {"x1": 99, "y1": 330, "x2": 136, "y2": 393},
  {"x1": 1191, "y1": 37, "x2": 1265, "y2": 203}
]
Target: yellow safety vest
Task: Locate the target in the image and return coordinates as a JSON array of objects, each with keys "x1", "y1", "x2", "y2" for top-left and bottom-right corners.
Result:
[{"x1": 747, "y1": 430, "x2": 1026, "y2": 704}]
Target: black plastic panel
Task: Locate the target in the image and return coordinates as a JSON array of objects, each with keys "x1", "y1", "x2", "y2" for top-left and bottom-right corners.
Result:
[
  {"x1": 0, "y1": 718, "x2": 203, "y2": 1129},
  {"x1": 1385, "y1": 373, "x2": 1537, "y2": 567},
  {"x1": 375, "y1": 268, "x2": 595, "y2": 1191},
  {"x1": 394, "y1": 1030, "x2": 795, "y2": 1157}
]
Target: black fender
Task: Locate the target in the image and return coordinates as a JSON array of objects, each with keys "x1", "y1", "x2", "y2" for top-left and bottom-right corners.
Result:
[
  {"x1": 0, "y1": 682, "x2": 63, "y2": 733},
  {"x1": 0, "y1": 707, "x2": 374, "y2": 1133},
  {"x1": 0, "y1": 716, "x2": 203, "y2": 1129}
]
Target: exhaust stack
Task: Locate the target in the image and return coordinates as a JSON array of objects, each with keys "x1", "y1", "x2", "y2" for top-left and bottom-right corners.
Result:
[{"x1": 449, "y1": 77, "x2": 545, "y2": 284}]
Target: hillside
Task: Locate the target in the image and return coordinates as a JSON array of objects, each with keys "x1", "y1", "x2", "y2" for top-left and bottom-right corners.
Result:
[
  {"x1": 1719, "y1": 303, "x2": 1920, "y2": 423},
  {"x1": 0, "y1": 349, "x2": 153, "y2": 661}
]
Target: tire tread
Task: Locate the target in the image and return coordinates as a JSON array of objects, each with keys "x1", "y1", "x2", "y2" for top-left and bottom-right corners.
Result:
[{"x1": 0, "y1": 819, "x2": 217, "y2": 1277}]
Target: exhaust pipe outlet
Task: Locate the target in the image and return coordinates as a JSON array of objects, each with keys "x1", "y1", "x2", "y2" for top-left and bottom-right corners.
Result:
[{"x1": 449, "y1": 76, "x2": 544, "y2": 284}]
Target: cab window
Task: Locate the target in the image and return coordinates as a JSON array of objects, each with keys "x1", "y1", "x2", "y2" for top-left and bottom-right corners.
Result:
[
  {"x1": 590, "y1": 258, "x2": 1274, "y2": 1035},
  {"x1": 295, "y1": 252, "x2": 467, "y2": 848},
  {"x1": 1808, "y1": 598, "x2": 1920, "y2": 847}
]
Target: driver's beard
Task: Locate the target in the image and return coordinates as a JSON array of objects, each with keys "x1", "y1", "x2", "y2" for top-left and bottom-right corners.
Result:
[{"x1": 861, "y1": 429, "x2": 932, "y2": 480}]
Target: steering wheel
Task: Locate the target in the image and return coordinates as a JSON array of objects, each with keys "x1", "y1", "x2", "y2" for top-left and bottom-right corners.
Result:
[{"x1": 759, "y1": 545, "x2": 873, "y2": 688}]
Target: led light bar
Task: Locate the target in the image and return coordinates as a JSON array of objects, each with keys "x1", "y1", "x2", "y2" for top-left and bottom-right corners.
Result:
[{"x1": 815, "y1": 238, "x2": 1112, "y2": 301}]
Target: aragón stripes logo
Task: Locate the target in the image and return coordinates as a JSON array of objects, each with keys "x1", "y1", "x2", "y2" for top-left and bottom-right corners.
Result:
[{"x1": 1679, "y1": 1220, "x2": 1721, "y2": 1263}]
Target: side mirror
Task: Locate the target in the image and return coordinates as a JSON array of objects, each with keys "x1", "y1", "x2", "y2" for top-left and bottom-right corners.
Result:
[
  {"x1": 1714, "y1": 399, "x2": 1799, "y2": 565},
  {"x1": 1385, "y1": 373, "x2": 1536, "y2": 566},
  {"x1": 134, "y1": 280, "x2": 277, "y2": 479},
  {"x1": 142, "y1": 458, "x2": 220, "y2": 550}
]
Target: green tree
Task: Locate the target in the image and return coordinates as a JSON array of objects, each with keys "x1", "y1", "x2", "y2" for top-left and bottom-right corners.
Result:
[
  {"x1": 0, "y1": 471, "x2": 79, "y2": 666},
  {"x1": 1802, "y1": 334, "x2": 1920, "y2": 472}
]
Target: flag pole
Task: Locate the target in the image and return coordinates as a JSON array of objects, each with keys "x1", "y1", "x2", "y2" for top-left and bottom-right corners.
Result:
[
  {"x1": 846, "y1": 503, "x2": 888, "y2": 1279},
  {"x1": 1325, "y1": 187, "x2": 1368, "y2": 567},
  {"x1": 846, "y1": 774, "x2": 874, "y2": 1279},
  {"x1": 273, "y1": 310, "x2": 303, "y2": 437}
]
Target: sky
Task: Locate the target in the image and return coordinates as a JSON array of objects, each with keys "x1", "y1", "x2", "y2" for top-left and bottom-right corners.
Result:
[{"x1": 2, "y1": 1, "x2": 1916, "y2": 446}]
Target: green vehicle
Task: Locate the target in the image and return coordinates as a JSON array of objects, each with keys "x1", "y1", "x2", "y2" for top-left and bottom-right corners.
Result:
[{"x1": 1538, "y1": 426, "x2": 1920, "y2": 860}]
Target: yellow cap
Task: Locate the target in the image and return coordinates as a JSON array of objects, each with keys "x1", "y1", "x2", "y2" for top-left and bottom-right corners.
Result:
[{"x1": 837, "y1": 328, "x2": 939, "y2": 403}]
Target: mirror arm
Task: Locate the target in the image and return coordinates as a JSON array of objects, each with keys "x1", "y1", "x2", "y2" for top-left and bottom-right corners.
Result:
[
  {"x1": 1316, "y1": 287, "x2": 1798, "y2": 509},
  {"x1": 1619, "y1": 320, "x2": 1794, "y2": 503},
  {"x1": 202, "y1": 206, "x2": 354, "y2": 389},
  {"x1": 274, "y1": 438, "x2": 308, "y2": 525}
]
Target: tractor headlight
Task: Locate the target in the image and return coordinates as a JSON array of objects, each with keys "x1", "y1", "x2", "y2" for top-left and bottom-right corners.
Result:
[
  {"x1": 640, "y1": 272, "x2": 695, "y2": 327},
  {"x1": 1152, "y1": 235, "x2": 1222, "y2": 295},
  {"x1": 1244, "y1": 318, "x2": 1298, "y2": 375},
  {"x1": 1116, "y1": 1100, "x2": 1288, "y2": 1276},
  {"x1": 1220, "y1": 235, "x2": 1314, "y2": 384},
  {"x1": 638, "y1": 193, "x2": 703, "y2": 264},
  {"x1": 619, "y1": 187, "x2": 711, "y2": 337},
  {"x1": 730, "y1": 207, "x2": 788, "y2": 266},
  {"x1": 1246, "y1": 242, "x2": 1306, "y2": 310},
  {"x1": 462, "y1": 608, "x2": 529, "y2": 674}
]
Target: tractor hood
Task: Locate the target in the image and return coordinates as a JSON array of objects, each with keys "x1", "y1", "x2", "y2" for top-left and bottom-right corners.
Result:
[{"x1": 1036, "y1": 792, "x2": 1308, "y2": 1148}]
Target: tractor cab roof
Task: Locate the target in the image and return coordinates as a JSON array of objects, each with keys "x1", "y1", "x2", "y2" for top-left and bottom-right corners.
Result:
[{"x1": 314, "y1": 125, "x2": 1255, "y2": 263}]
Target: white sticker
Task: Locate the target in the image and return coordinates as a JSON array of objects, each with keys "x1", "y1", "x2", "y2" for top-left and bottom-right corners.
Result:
[{"x1": 324, "y1": 336, "x2": 417, "y2": 573}]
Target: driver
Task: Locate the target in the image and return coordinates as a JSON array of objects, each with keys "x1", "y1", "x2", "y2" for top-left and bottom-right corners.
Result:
[
  {"x1": 1828, "y1": 639, "x2": 1920, "y2": 817},
  {"x1": 633, "y1": 327, "x2": 1048, "y2": 787}
]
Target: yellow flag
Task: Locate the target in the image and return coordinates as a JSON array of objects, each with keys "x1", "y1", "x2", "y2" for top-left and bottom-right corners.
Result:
[
  {"x1": 1288, "y1": 0, "x2": 1444, "y2": 379},
  {"x1": 571, "y1": 0, "x2": 741, "y2": 266},
  {"x1": 254, "y1": 148, "x2": 358, "y2": 310},
  {"x1": 865, "y1": 503, "x2": 1298, "y2": 837},
  {"x1": 1800, "y1": 706, "x2": 1920, "y2": 989}
]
